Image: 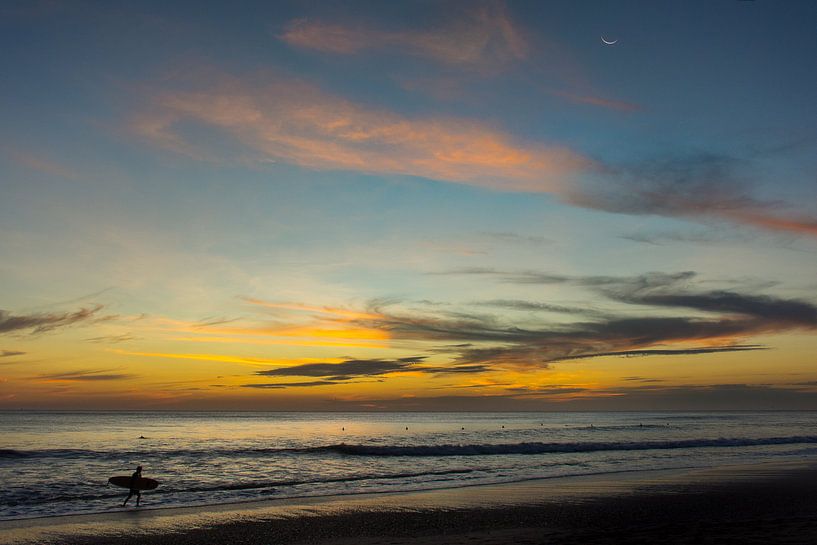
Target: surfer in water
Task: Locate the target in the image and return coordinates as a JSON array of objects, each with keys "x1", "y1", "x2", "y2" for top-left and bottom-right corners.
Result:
[{"x1": 122, "y1": 465, "x2": 143, "y2": 507}]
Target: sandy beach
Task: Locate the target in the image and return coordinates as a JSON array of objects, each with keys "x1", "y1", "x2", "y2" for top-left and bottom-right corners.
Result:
[{"x1": 3, "y1": 460, "x2": 817, "y2": 545}]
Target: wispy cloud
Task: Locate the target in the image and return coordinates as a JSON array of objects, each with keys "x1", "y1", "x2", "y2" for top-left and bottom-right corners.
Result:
[
  {"x1": 114, "y1": 349, "x2": 334, "y2": 367},
  {"x1": 242, "y1": 380, "x2": 352, "y2": 389},
  {"x1": 133, "y1": 70, "x2": 816, "y2": 238},
  {"x1": 2, "y1": 146, "x2": 78, "y2": 179},
  {"x1": 728, "y1": 212, "x2": 817, "y2": 237},
  {"x1": 35, "y1": 369, "x2": 135, "y2": 382},
  {"x1": 479, "y1": 231, "x2": 553, "y2": 247},
  {"x1": 323, "y1": 272, "x2": 817, "y2": 367},
  {"x1": 620, "y1": 229, "x2": 750, "y2": 246},
  {"x1": 598, "y1": 275, "x2": 817, "y2": 326},
  {"x1": 474, "y1": 299, "x2": 598, "y2": 316},
  {"x1": 326, "y1": 383, "x2": 817, "y2": 410},
  {"x1": 427, "y1": 267, "x2": 570, "y2": 284},
  {"x1": 547, "y1": 345, "x2": 767, "y2": 363},
  {"x1": 278, "y1": 2, "x2": 527, "y2": 69},
  {"x1": 568, "y1": 152, "x2": 817, "y2": 238},
  {"x1": 0, "y1": 350, "x2": 25, "y2": 358},
  {"x1": 251, "y1": 357, "x2": 491, "y2": 389},
  {"x1": 133, "y1": 73, "x2": 589, "y2": 193},
  {"x1": 548, "y1": 90, "x2": 640, "y2": 112},
  {"x1": 256, "y1": 357, "x2": 426, "y2": 380},
  {"x1": 622, "y1": 376, "x2": 665, "y2": 383},
  {"x1": 148, "y1": 303, "x2": 390, "y2": 348},
  {"x1": 0, "y1": 305, "x2": 107, "y2": 335},
  {"x1": 84, "y1": 334, "x2": 137, "y2": 344},
  {"x1": 504, "y1": 385, "x2": 588, "y2": 396}
]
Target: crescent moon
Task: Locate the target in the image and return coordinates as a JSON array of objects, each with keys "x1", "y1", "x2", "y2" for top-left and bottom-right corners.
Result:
[{"x1": 601, "y1": 36, "x2": 618, "y2": 45}]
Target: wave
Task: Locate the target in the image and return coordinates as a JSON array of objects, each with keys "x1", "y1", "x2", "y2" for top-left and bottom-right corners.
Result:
[
  {"x1": 0, "y1": 448, "x2": 104, "y2": 459},
  {"x1": 0, "y1": 449, "x2": 30, "y2": 458},
  {"x1": 169, "y1": 467, "x2": 475, "y2": 494},
  {"x1": 314, "y1": 436, "x2": 817, "y2": 457},
  {"x1": 4, "y1": 435, "x2": 817, "y2": 460},
  {"x1": 567, "y1": 424, "x2": 670, "y2": 431},
  {"x1": 1, "y1": 468, "x2": 477, "y2": 508}
]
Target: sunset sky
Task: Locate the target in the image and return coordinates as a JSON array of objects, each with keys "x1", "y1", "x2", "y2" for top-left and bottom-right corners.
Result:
[{"x1": 1, "y1": 0, "x2": 816, "y2": 410}]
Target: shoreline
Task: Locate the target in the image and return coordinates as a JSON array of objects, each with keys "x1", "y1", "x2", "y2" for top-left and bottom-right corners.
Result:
[
  {"x1": 0, "y1": 463, "x2": 703, "y2": 524},
  {"x1": 2, "y1": 458, "x2": 816, "y2": 544}
]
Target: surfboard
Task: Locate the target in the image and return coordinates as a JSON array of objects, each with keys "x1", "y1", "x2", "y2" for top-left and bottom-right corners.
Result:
[{"x1": 108, "y1": 476, "x2": 159, "y2": 490}]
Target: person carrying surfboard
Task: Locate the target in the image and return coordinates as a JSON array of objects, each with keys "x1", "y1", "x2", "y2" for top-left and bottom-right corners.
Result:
[
  {"x1": 122, "y1": 466, "x2": 143, "y2": 507},
  {"x1": 109, "y1": 467, "x2": 158, "y2": 505}
]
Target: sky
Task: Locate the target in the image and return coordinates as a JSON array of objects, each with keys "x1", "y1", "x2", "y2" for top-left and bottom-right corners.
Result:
[{"x1": 1, "y1": 0, "x2": 816, "y2": 410}]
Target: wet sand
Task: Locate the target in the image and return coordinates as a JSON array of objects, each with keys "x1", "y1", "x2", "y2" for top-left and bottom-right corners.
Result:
[{"x1": 3, "y1": 460, "x2": 817, "y2": 544}]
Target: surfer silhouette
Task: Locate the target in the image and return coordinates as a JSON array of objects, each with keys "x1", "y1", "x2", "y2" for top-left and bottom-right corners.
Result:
[{"x1": 122, "y1": 465, "x2": 143, "y2": 507}]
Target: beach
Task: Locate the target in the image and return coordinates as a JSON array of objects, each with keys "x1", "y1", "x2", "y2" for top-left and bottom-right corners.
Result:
[{"x1": 3, "y1": 460, "x2": 817, "y2": 545}]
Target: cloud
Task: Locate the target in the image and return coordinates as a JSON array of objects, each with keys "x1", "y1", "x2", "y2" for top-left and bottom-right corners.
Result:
[
  {"x1": 427, "y1": 268, "x2": 570, "y2": 284},
  {"x1": 594, "y1": 383, "x2": 817, "y2": 411},
  {"x1": 326, "y1": 383, "x2": 817, "y2": 410},
  {"x1": 84, "y1": 334, "x2": 137, "y2": 344},
  {"x1": 479, "y1": 231, "x2": 553, "y2": 246},
  {"x1": 626, "y1": 292, "x2": 817, "y2": 325},
  {"x1": 35, "y1": 369, "x2": 135, "y2": 382},
  {"x1": 620, "y1": 230, "x2": 750, "y2": 246},
  {"x1": 133, "y1": 70, "x2": 815, "y2": 239},
  {"x1": 428, "y1": 268, "x2": 694, "y2": 288},
  {"x1": 546, "y1": 345, "x2": 767, "y2": 363},
  {"x1": 253, "y1": 356, "x2": 490, "y2": 381},
  {"x1": 0, "y1": 305, "x2": 106, "y2": 335},
  {"x1": 328, "y1": 273, "x2": 817, "y2": 366},
  {"x1": 442, "y1": 316, "x2": 770, "y2": 366},
  {"x1": 134, "y1": 73, "x2": 590, "y2": 193},
  {"x1": 414, "y1": 364, "x2": 492, "y2": 375},
  {"x1": 278, "y1": 2, "x2": 527, "y2": 69},
  {"x1": 256, "y1": 357, "x2": 426, "y2": 380},
  {"x1": 504, "y1": 386, "x2": 588, "y2": 395},
  {"x1": 2, "y1": 146, "x2": 78, "y2": 179},
  {"x1": 569, "y1": 154, "x2": 762, "y2": 216},
  {"x1": 567, "y1": 152, "x2": 817, "y2": 238},
  {"x1": 0, "y1": 350, "x2": 25, "y2": 358},
  {"x1": 475, "y1": 299, "x2": 597, "y2": 315},
  {"x1": 729, "y1": 212, "x2": 817, "y2": 237},
  {"x1": 242, "y1": 380, "x2": 347, "y2": 389},
  {"x1": 595, "y1": 273, "x2": 817, "y2": 327},
  {"x1": 548, "y1": 90, "x2": 640, "y2": 112}
]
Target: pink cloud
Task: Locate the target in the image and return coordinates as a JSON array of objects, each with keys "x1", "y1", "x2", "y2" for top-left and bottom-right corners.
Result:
[
  {"x1": 279, "y1": 3, "x2": 527, "y2": 69},
  {"x1": 2, "y1": 147, "x2": 78, "y2": 179},
  {"x1": 131, "y1": 73, "x2": 814, "y2": 239},
  {"x1": 727, "y1": 211, "x2": 817, "y2": 238},
  {"x1": 133, "y1": 74, "x2": 590, "y2": 193}
]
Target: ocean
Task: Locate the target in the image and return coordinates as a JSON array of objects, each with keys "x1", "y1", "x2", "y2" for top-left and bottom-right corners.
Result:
[{"x1": 2, "y1": 411, "x2": 817, "y2": 520}]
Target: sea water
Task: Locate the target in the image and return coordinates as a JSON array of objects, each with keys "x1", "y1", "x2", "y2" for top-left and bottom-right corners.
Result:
[{"x1": 2, "y1": 411, "x2": 816, "y2": 520}]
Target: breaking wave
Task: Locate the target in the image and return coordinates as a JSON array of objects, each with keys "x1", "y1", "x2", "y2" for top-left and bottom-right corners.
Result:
[
  {"x1": 315, "y1": 436, "x2": 817, "y2": 457},
  {"x1": 5, "y1": 436, "x2": 817, "y2": 460}
]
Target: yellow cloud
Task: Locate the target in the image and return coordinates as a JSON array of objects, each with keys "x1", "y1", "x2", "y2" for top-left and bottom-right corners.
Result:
[{"x1": 112, "y1": 349, "x2": 343, "y2": 367}]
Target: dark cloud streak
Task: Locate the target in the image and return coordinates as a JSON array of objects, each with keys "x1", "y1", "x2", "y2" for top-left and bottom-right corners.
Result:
[
  {"x1": 242, "y1": 380, "x2": 348, "y2": 389},
  {"x1": 546, "y1": 345, "x2": 767, "y2": 363},
  {"x1": 35, "y1": 369, "x2": 135, "y2": 381},
  {"x1": 0, "y1": 305, "x2": 107, "y2": 335},
  {"x1": 347, "y1": 273, "x2": 817, "y2": 366},
  {"x1": 567, "y1": 152, "x2": 817, "y2": 238},
  {"x1": 475, "y1": 299, "x2": 598, "y2": 315},
  {"x1": 257, "y1": 357, "x2": 426, "y2": 380}
]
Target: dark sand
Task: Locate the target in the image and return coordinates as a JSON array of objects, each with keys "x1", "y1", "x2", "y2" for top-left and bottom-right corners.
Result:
[{"x1": 3, "y1": 461, "x2": 817, "y2": 544}]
